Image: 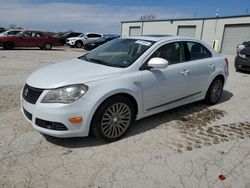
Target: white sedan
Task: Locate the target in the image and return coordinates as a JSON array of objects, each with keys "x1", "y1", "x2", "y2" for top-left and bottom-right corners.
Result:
[
  {"x1": 66, "y1": 32, "x2": 103, "y2": 48},
  {"x1": 21, "y1": 35, "x2": 229, "y2": 141}
]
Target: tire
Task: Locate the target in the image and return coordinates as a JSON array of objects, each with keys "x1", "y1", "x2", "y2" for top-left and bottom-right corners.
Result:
[
  {"x1": 205, "y1": 78, "x2": 224, "y2": 105},
  {"x1": 91, "y1": 96, "x2": 135, "y2": 142},
  {"x1": 75, "y1": 41, "x2": 83, "y2": 48},
  {"x1": 43, "y1": 43, "x2": 52, "y2": 50},
  {"x1": 3, "y1": 42, "x2": 14, "y2": 50}
]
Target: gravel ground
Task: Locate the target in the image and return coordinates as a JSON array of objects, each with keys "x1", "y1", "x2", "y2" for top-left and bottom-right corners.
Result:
[{"x1": 0, "y1": 47, "x2": 250, "y2": 188}]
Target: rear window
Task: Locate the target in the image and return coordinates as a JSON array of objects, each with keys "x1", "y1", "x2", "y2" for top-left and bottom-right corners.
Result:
[{"x1": 187, "y1": 42, "x2": 212, "y2": 60}]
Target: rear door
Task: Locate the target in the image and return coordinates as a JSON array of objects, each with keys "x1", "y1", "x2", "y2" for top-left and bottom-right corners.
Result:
[
  {"x1": 184, "y1": 41, "x2": 214, "y2": 95},
  {"x1": 142, "y1": 41, "x2": 190, "y2": 111}
]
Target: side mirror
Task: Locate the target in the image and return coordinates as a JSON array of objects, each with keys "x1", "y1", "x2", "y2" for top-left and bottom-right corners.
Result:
[{"x1": 148, "y1": 57, "x2": 169, "y2": 69}]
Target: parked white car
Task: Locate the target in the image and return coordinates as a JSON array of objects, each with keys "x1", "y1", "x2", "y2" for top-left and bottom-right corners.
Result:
[
  {"x1": 66, "y1": 33, "x2": 103, "y2": 48},
  {"x1": 21, "y1": 35, "x2": 229, "y2": 141},
  {"x1": 0, "y1": 29, "x2": 23, "y2": 37}
]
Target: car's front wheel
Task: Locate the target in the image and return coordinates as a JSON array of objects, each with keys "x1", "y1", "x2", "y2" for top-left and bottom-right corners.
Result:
[
  {"x1": 91, "y1": 96, "x2": 134, "y2": 142},
  {"x1": 75, "y1": 41, "x2": 83, "y2": 48},
  {"x1": 205, "y1": 78, "x2": 224, "y2": 104},
  {"x1": 43, "y1": 43, "x2": 52, "y2": 50}
]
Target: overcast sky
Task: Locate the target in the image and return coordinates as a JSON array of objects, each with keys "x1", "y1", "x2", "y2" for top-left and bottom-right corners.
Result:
[{"x1": 0, "y1": 0, "x2": 249, "y2": 34}]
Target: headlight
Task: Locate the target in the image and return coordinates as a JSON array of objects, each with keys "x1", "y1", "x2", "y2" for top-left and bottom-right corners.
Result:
[
  {"x1": 239, "y1": 53, "x2": 246, "y2": 59},
  {"x1": 41, "y1": 84, "x2": 88, "y2": 103}
]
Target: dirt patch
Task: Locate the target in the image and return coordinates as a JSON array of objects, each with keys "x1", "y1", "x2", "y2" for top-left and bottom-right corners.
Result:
[
  {"x1": 0, "y1": 85, "x2": 22, "y2": 113},
  {"x1": 168, "y1": 109, "x2": 250, "y2": 152}
]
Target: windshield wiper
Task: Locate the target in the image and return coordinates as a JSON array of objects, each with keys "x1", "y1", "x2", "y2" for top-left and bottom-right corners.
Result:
[
  {"x1": 78, "y1": 55, "x2": 89, "y2": 61},
  {"x1": 79, "y1": 56, "x2": 124, "y2": 68},
  {"x1": 88, "y1": 58, "x2": 110, "y2": 66}
]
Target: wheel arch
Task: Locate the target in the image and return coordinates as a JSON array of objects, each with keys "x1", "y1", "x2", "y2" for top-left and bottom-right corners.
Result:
[
  {"x1": 88, "y1": 91, "x2": 139, "y2": 135},
  {"x1": 3, "y1": 41, "x2": 15, "y2": 48},
  {"x1": 205, "y1": 73, "x2": 226, "y2": 95},
  {"x1": 43, "y1": 42, "x2": 53, "y2": 46},
  {"x1": 75, "y1": 40, "x2": 83, "y2": 45}
]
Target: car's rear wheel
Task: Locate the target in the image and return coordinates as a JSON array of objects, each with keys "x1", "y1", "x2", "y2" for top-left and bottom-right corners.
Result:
[
  {"x1": 205, "y1": 78, "x2": 224, "y2": 104},
  {"x1": 3, "y1": 42, "x2": 14, "y2": 50},
  {"x1": 75, "y1": 41, "x2": 83, "y2": 48},
  {"x1": 91, "y1": 96, "x2": 134, "y2": 142},
  {"x1": 43, "y1": 43, "x2": 52, "y2": 50}
]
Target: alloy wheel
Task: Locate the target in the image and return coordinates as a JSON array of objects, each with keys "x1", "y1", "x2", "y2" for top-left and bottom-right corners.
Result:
[
  {"x1": 100, "y1": 103, "x2": 132, "y2": 139},
  {"x1": 211, "y1": 79, "x2": 223, "y2": 103}
]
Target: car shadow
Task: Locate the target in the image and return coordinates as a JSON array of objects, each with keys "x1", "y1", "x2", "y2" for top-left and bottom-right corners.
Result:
[
  {"x1": 44, "y1": 90, "x2": 233, "y2": 148},
  {"x1": 235, "y1": 70, "x2": 250, "y2": 74}
]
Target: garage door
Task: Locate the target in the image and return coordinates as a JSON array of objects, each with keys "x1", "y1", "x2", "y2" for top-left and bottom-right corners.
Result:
[
  {"x1": 129, "y1": 26, "x2": 141, "y2": 36},
  {"x1": 177, "y1": 26, "x2": 196, "y2": 38},
  {"x1": 221, "y1": 24, "x2": 250, "y2": 54}
]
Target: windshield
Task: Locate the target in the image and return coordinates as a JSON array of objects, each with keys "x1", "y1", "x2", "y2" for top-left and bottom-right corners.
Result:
[
  {"x1": 79, "y1": 38, "x2": 154, "y2": 68},
  {"x1": 78, "y1": 33, "x2": 85, "y2": 37},
  {"x1": 62, "y1": 32, "x2": 71, "y2": 37}
]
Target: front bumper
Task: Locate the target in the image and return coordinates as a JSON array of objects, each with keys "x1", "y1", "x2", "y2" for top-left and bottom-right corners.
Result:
[
  {"x1": 235, "y1": 56, "x2": 250, "y2": 71},
  {"x1": 21, "y1": 88, "x2": 95, "y2": 138},
  {"x1": 66, "y1": 40, "x2": 76, "y2": 46}
]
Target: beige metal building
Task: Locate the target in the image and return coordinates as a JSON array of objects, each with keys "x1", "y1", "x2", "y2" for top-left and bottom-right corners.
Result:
[{"x1": 121, "y1": 15, "x2": 250, "y2": 54}]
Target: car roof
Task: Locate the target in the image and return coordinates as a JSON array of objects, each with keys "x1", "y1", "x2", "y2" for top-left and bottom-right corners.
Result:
[
  {"x1": 7, "y1": 29, "x2": 23, "y2": 31},
  {"x1": 123, "y1": 35, "x2": 195, "y2": 42}
]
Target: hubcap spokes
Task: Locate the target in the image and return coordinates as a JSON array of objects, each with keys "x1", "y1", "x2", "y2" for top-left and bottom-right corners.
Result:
[
  {"x1": 101, "y1": 103, "x2": 131, "y2": 138},
  {"x1": 212, "y1": 80, "x2": 223, "y2": 102}
]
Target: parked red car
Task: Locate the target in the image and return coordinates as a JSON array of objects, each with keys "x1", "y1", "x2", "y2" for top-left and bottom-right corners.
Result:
[{"x1": 0, "y1": 30, "x2": 63, "y2": 50}]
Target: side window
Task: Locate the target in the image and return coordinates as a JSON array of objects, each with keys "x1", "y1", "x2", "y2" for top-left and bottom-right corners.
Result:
[
  {"x1": 31, "y1": 32, "x2": 37, "y2": 38},
  {"x1": 7, "y1": 31, "x2": 18, "y2": 35},
  {"x1": 186, "y1": 42, "x2": 212, "y2": 60},
  {"x1": 22, "y1": 31, "x2": 32, "y2": 37},
  {"x1": 36, "y1": 32, "x2": 46, "y2": 38},
  {"x1": 150, "y1": 42, "x2": 184, "y2": 65},
  {"x1": 87, "y1": 34, "x2": 101, "y2": 38}
]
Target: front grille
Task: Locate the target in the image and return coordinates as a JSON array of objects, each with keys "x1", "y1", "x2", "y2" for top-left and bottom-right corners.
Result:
[
  {"x1": 22, "y1": 84, "x2": 44, "y2": 104},
  {"x1": 23, "y1": 108, "x2": 32, "y2": 121},
  {"x1": 36, "y1": 118, "x2": 68, "y2": 131}
]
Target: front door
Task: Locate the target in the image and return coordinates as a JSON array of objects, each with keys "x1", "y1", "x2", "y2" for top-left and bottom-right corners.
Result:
[{"x1": 142, "y1": 42, "x2": 190, "y2": 111}]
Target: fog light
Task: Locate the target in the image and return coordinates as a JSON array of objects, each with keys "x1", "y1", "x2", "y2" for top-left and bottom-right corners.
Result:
[{"x1": 68, "y1": 117, "x2": 83, "y2": 123}]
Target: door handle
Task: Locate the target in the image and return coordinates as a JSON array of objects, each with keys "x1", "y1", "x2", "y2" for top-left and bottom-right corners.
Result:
[
  {"x1": 209, "y1": 64, "x2": 215, "y2": 69},
  {"x1": 181, "y1": 69, "x2": 190, "y2": 76}
]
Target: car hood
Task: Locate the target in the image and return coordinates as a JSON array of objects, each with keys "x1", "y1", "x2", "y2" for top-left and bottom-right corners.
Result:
[
  {"x1": 26, "y1": 58, "x2": 123, "y2": 89},
  {"x1": 67, "y1": 37, "x2": 84, "y2": 40}
]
